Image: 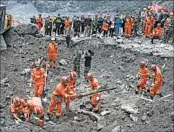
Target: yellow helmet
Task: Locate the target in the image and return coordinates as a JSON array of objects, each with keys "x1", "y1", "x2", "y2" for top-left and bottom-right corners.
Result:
[{"x1": 143, "y1": 8, "x2": 147, "y2": 11}]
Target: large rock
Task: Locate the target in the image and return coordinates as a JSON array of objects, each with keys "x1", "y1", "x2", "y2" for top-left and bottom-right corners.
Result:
[
  {"x1": 3, "y1": 27, "x2": 23, "y2": 47},
  {"x1": 15, "y1": 24, "x2": 38, "y2": 36},
  {"x1": 0, "y1": 35, "x2": 7, "y2": 51}
]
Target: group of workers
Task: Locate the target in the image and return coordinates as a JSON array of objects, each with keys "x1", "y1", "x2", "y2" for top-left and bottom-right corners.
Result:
[
  {"x1": 30, "y1": 6, "x2": 173, "y2": 44},
  {"x1": 136, "y1": 61, "x2": 164, "y2": 100},
  {"x1": 10, "y1": 37, "x2": 98, "y2": 128}
]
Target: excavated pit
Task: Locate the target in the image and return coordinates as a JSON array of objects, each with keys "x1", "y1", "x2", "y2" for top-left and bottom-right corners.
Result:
[{"x1": 0, "y1": 26, "x2": 173, "y2": 132}]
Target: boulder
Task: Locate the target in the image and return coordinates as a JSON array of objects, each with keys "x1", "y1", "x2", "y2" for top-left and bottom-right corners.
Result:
[
  {"x1": 121, "y1": 105, "x2": 138, "y2": 114},
  {"x1": 111, "y1": 126, "x2": 122, "y2": 132},
  {"x1": 3, "y1": 27, "x2": 23, "y2": 47},
  {"x1": 0, "y1": 35, "x2": 7, "y2": 51},
  {"x1": 59, "y1": 59, "x2": 68, "y2": 65},
  {"x1": 15, "y1": 24, "x2": 38, "y2": 36}
]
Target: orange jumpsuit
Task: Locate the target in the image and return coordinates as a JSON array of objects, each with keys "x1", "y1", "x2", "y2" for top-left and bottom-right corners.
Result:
[
  {"x1": 47, "y1": 42, "x2": 58, "y2": 67},
  {"x1": 144, "y1": 17, "x2": 154, "y2": 37},
  {"x1": 66, "y1": 78, "x2": 76, "y2": 109},
  {"x1": 10, "y1": 98, "x2": 27, "y2": 118},
  {"x1": 152, "y1": 27, "x2": 163, "y2": 37},
  {"x1": 124, "y1": 18, "x2": 133, "y2": 37},
  {"x1": 36, "y1": 17, "x2": 43, "y2": 31},
  {"x1": 24, "y1": 97, "x2": 44, "y2": 127},
  {"x1": 136, "y1": 66, "x2": 149, "y2": 92},
  {"x1": 89, "y1": 78, "x2": 101, "y2": 112},
  {"x1": 47, "y1": 83, "x2": 76, "y2": 117},
  {"x1": 150, "y1": 66, "x2": 163, "y2": 97},
  {"x1": 30, "y1": 68, "x2": 46, "y2": 97},
  {"x1": 102, "y1": 23, "x2": 109, "y2": 31}
]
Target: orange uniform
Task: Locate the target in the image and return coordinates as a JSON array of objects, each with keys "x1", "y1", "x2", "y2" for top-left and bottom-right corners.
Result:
[
  {"x1": 124, "y1": 18, "x2": 134, "y2": 37},
  {"x1": 10, "y1": 98, "x2": 27, "y2": 118},
  {"x1": 66, "y1": 78, "x2": 76, "y2": 109},
  {"x1": 144, "y1": 17, "x2": 155, "y2": 37},
  {"x1": 24, "y1": 97, "x2": 44, "y2": 128},
  {"x1": 150, "y1": 66, "x2": 163, "y2": 97},
  {"x1": 65, "y1": 18, "x2": 71, "y2": 29},
  {"x1": 102, "y1": 22, "x2": 109, "y2": 31},
  {"x1": 30, "y1": 68, "x2": 46, "y2": 97},
  {"x1": 152, "y1": 27, "x2": 163, "y2": 37},
  {"x1": 47, "y1": 42, "x2": 58, "y2": 67},
  {"x1": 89, "y1": 78, "x2": 101, "y2": 112},
  {"x1": 47, "y1": 83, "x2": 76, "y2": 117},
  {"x1": 36, "y1": 17, "x2": 43, "y2": 31},
  {"x1": 136, "y1": 66, "x2": 149, "y2": 92}
]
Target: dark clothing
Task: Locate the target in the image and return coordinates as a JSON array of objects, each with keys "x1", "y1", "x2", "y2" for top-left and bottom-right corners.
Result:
[
  {"x1": 60, "y1": 20, "x2": 65, "y2": 35},
  {"x1": 66, "y1": 35, "x2": 71, "y2": 48},
  {"x1": 84, "y1": 51, "x2": 92, "y2": 82},
  {"x1": 45, "y1": 21, "x2": 52, "y2": 36},
  {"x1": 30, "y1": 17, "x2": 36, "y2": 24},
  {"x1": 85, "y1": 18, "x2": 92, "y2": 27},
  {"x1": 81, "y1": 17, "x2": 85, "y2": 33},
  {"x1": 73, "y1": 20, "x2": 81, "y2": 37},
  {"x1": 54, "y1": 17, "x2": 62, "y2": 35}
]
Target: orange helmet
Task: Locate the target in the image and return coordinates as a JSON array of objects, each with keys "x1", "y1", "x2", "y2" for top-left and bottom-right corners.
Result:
[
  {"x1": 60, "y1": 76, "x2": 69, "y2": 84},
  {"x1": 13, "y1": 97, "x2": 20, "y2": 105},
  {"x1": 87, "y1": 73, "x2": 94, "y2": 79},
  {"x1": 150, "y1": 64, "x2": 156, "y2": 70},
  {"x1": 140, "y1": 61, "x2": 147, "y2": 67},
  {"x1": 70, "y1": 71, "x2": 77, "y2": 79},
  {"x1": 34, "y1": 106, "x2": 42, "y2": 114}
]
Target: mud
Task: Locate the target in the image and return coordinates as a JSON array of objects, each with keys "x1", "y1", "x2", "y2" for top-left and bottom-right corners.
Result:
[{"x1": 0, "y1": 27, "x2": 173, "y2": 132}]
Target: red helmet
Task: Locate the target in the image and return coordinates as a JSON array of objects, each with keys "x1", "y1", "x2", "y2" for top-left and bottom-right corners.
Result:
[
  {"x1": 140, "y1": 61, "x2": 147, "y2": 67},
  {"x1": 150, "y1": 64, "x2": 156, "y2": 70},
  {"x1": 60, "y1": 76, "x2": 69, "y2": 84},
  {"x1": 13, "y1": 97, "x2": 20, "y2": 105},
  {"x1": 87, "y1": 73, "x2": 94, "y2": 79},
  {"x1": 34, "y1": 106, "x2": 41, "y2": 114},
  {"x1": 70, "y1": 71, "x2": 77, "y2": 79}
]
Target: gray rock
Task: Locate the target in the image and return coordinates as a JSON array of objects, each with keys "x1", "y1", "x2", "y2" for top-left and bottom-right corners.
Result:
[
  {"x1": 111, "y1": 126, "x2": 122, "y2": 132},
  {"x1": 1, "y1": 77, "x2": 9, "y2": 84},
  {"x1": 121, "y1": 105, "x2": 138, "y2": 114},
  {"x1": 0, "y1": 35, "x2": 7, "y2": 51},
  {"x1": 130, "y1": 114, "x2": 138, "y2": 122},
  {"x1": 141, "y1": 114, "x2": 147, "y2": 122},
  {"x1": 59, "y1": 59, "x2": 68, "y2": 65},
  {"x1": 100, "y1": 110, "x2": 111, "y2": 116},
  {"x1": 15, "y1": 24, "x2": 38, "y2": 36},
  {"x1": 171, "y1": 112, "x2": 174, "y2": 121}
]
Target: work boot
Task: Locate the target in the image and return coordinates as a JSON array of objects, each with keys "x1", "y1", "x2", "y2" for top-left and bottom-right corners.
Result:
[
  {"x1": 135, "y1": 90, "x2": 138, "y2": 94},
  {"x1": 159, "y1": 93, "x2": 163, "y2": 98},
  {"x1": 150, "y1": 96, "x2": 154, "y2": 100},
  {"x1": 147, "y1": 89, "x2": 150, "y2": 93}
]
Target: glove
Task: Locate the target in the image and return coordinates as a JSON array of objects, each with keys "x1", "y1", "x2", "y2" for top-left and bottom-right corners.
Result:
[{"x1": 29, "y1": 83, "x2": 32, "y2": 87}]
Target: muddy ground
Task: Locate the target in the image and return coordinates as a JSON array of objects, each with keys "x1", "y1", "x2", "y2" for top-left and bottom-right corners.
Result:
[{"x1": 0, "y1": 26, "x2": 173, "y2": 132}]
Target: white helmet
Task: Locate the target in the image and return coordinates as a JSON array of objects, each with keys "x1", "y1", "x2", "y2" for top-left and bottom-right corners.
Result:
[{"x1": 51, "y1": 37, "x2": 55, "y2": 41}]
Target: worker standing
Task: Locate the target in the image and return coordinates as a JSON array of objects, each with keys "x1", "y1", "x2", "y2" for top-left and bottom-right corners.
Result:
[
  {"x1": 144, "y1": 15, "x2": 155, "y2": 38},
  {"x1": 65, "y1": 72, "x2": 78, "y2": 109},
  {"x1": 148, "y1": 64, "x2": 164, "y2": 100},
  {"x1": 135, "y1": 61, "x2": 149, "y2": 94},
  {"x1": 102, "y1": 20, "x2": 109, "y2": 37},
  {"x1": 124, "y1": 17, "x2": 134, "y2": 38},
  {"x1": 47, "y1": 38, "x2": 58, "y2": 68},
  {"x1": 10, "y1": 97, "x2": 27, "y2": 122},
  {"x1": 87, "y1": 73, "x2": 101, "y2": 112},
  {"x1": 47, "y1": 76, "x2": 77, "y2": 117},
  {"x1": 36, "y1": 14, "x2": 43, "y2": 31},
  {"x1": 73, "y1": 46, "x2": 83, "y2": 79},
  {"x1": 24, "y1": 97, "x2": 44, "y2": 128},
  {"x1": 30, "y1": 62, "x2": 46, "y2": 97}
]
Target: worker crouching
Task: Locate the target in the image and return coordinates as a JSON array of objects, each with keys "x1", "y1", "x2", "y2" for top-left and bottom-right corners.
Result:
[
  {"x1": 47, "y1": 76, "x2": 77, "y2": 118},
  {"x1": 151, "y1": 23, "x2": 163, "y2": 44},
  {"x1": 147, "y1": 64, "x2": 164, "y2": 100},
  {"x1": 87, "y1": 73, "x2": 101, "y2": 112}
]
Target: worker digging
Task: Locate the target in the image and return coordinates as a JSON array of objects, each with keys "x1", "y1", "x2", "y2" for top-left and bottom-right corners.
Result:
[{"x1": 0, "y1": 1, "x2": 173, "y2": 131}]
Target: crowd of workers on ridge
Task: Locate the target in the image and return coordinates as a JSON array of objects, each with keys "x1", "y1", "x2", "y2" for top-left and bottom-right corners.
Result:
[
  {"x1": 10, "y1": 4, "x2": 168, "y2": 129},
  {"x1": 30, "y1": 7, "x2": 174, "y2": 44}
]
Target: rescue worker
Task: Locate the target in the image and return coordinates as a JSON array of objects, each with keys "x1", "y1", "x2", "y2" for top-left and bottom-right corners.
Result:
[
  {"x1": 97, "y1": 14, "x2": 104, "y2": 34},
  {"x1": 73, "y1": 16, "x2": 81, "y2": 37},
  {"x1": 73, "y1": 46, "x2": 83, "y2": 78},
  {"x1": 124, "y1": 17, "x2": 134, "y2": 38},
  {"x1": 144, "y1": 15, "x2": 155, "y2": 38},
  {"x1": 24, "y1": 97, "x2": 44, "y2": 128},
  {"x1": 65, "y1": 72, "x2": 78, "y2": 109},
  {"x1": 30, "y1": 62, "x2": 46, "y2": 97},
  {"x1": 10, "y1": 97, "x2": 27, "y2": 122},
  {"x1": 132, "y1": 16, "x2": 139, "y2": 36},
  {"x1": 147, "y1": 64, "x2": 164, "y2": 100},
  {"x1": 115, "y1": 16, "x2": 123, "y2": 37},
  {"x1": 36, "y1": 14, "x2": 43, "y2": 31},
  {"x1": 135, "y1": 61, "x2": 149, "y2": 94},
  {"x1": 87, "y1": 73, "x2": 101, "y2": 112},
  {"x1": 60, "y1": 17, "x2": 65, "y2": 35},
  {"x1": 30, "y1": 15, "x2": 36, "y2": 24},
  {"x1": 53, "y1": 14, "x2": 62, "y2": 35},
  {"x1": 47, "y1": 76, "x2": 77, "y2": 117},
  {"x1": 47, "y1": 38, "x2": 58, "y2": 67},
  {"x1": 102, "y1": 20, "x2": 109, "y2": 37},
  {"x1": 109, "y1": 20, "x2": 115, "y2": 37},
  {"x1": 92, "y1": 16, "x2": 98, "y2": 35},
  {"x1": 66, "y1": 33, "x2": 71, "y2": 48},
  {"x1": 64, "y1": 17, "x2": 71, "y2": 36},
  {"x1": 151, "y1": 23, "x2": 163, "y2": 44},
  {"x1": 140, "y1": 8, "x2": 147, "y2": 32},
  {"x1": 83, "y1": 50, "x2": 94, "y2": 82}
]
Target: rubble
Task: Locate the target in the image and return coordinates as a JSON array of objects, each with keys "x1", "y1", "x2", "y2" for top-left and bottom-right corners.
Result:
[{"x1": 121, "y1": 105, "x2": 138, "y2": 114}]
